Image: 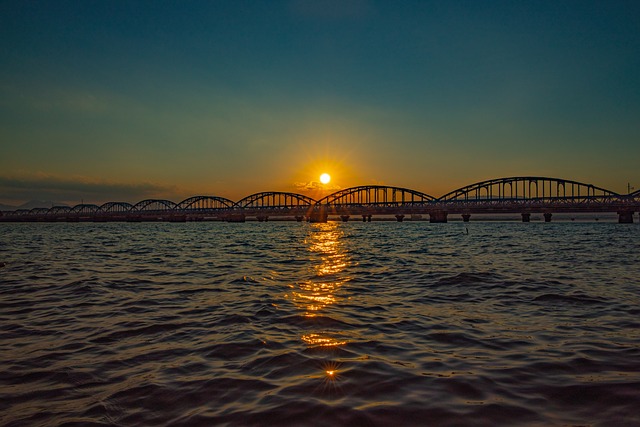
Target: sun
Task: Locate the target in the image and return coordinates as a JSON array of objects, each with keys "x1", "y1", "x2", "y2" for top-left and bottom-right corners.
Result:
[{"x1": 320, "y1": 173, "x2": 331, "y2": 184}]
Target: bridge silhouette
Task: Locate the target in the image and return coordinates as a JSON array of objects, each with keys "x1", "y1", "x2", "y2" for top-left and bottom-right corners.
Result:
[{"x1": 1, "y1": 177, "x2": 639, "y2": 223}]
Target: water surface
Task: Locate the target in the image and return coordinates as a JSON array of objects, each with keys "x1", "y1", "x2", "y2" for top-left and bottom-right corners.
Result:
[{"x1": 1, "y1": 221, "x2": 639, "y2": 426}]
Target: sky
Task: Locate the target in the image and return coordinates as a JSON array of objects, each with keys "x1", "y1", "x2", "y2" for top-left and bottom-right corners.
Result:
[{"x1": 1, "y1": 0, "x2": 639, "y2": 206}]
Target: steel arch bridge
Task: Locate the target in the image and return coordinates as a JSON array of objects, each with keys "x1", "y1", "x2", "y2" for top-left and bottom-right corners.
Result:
[
  {"x1": 70, "y1": 204, "x2": 100, "y2": 215},
  {"x1": 30, "y1": 208, "x2": 49, "y2": 215},
  {"x1": 48, "y1": 206, "x2": 71, "y2": 215},
  {"x1": 235, "y1": 192, "x2": 317, "y2": 210},
  {"x1": 177, "y1": 196, "x2": 235, "y2": 211},
  {"x1": 131, "y1": 199, "x2": 178, "y2": 213},
  {"x1": 317, "y1": 185, "x2": 437, "y2": 208},
  {"x1": 99, "y1": 202, "x2": 134, "y2": 213},
  {"x1": 309, "y1": 185, "x2": 438, "y2": 220},
  {"x1": 1, "y1": 176, "x2": 638, "y2": 223},
  {"x1": 439, "y1": 177, "x2": 619, "y2": 203}
]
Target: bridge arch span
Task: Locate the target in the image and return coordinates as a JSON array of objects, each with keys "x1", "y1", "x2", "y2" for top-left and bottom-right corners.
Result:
[
  {"x1": 29, "y1": 208, "x2": 50, "y2": 215},
  {"x1": 132, "y1": 199, "x2": 177, "y2": 212},
  {"x1": 177, "y1": 196, "x2": 235, "y2": 211},
  {"x1": 438, "y1": 177, "x2": 619, "y2": 202},
  {"x1": 48, "y1": 206, "x2": 71, "y2": 216},
  {"x1": 70, "y1": 204, "x2": 100, "y2": 215},
  {"x1": 99, "y1": 202, "x2": 134, "y2": 213},
  {"x1": 235, "y1": 192, "x2": 317, "y2": 209},
  {"x1": 316, "y1": 185, "x2": 437, "y2": 208}
]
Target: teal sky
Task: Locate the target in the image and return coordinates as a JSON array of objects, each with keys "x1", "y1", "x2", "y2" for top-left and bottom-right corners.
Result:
[{"x1": 1, "y1": 0, "x2": 639, "y2": 205}]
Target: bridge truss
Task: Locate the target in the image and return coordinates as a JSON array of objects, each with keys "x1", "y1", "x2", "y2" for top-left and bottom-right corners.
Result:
[{"x1": 1, "y1": 177, "x2": 638, "y2": 223}]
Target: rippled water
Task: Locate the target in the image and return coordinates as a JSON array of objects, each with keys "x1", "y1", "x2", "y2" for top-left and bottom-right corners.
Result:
[{"x1": 1, "y1": 221, "x2": 639, "y2": 426}]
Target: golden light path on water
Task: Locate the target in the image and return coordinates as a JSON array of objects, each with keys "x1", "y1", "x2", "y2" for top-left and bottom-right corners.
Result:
[{"x1": 286, "y1": 222, "x2": 351, "y2": 381}]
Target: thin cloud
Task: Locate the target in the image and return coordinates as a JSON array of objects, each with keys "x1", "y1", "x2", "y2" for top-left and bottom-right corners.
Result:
[
  {"x1": 0, "y1": 174, "x2": 180, "y2": 205},
  {"x1": 293, "y1": 181, "x2": 341, "y2": 192}
]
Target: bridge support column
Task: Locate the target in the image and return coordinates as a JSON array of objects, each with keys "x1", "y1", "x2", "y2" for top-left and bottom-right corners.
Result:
[
  {"x1": 309, "y1": 213, "x2": 327, "y2": 223},
  {"x1": 429, "y1": 211, "x2": 448, "y2": 223},
  {"x1": 521, "y1": 213, "x2": 531, "y2": 223},
  {"x1": 340, "y1": 215, "x2": 350, "y2": 222},
  {"x1": 362, "y1": 214, "x2": 372, "y2": 222},
  {"x1": 225, "y1": 214, "x2": 246, "y2": 223},
  {"x1": 462, "y1": 214, "x2": 471, "y2": 222},
  {"x1": 395, "y1": 214, "x2": 405, "y2": 222},
  {"x1": 295, "y1": 215, "x2": 304, "y2": 222},
  {"x1": 543, "y1": 213, "x2": 552, "y2": 223},
  {"x1": 617, "y1": 210, "x2": 634, "y2": 223}
]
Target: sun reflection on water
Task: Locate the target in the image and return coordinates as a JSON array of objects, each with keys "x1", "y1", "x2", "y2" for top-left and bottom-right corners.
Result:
[
  {"x1": 290, "y1": 222, "x2": 350, "y2": 317},
  {"x1": 286, "y1": 222, "x2": 352, "y2": 358},
  {"x1": 301, "y1": 333, "x2": 347, "y2": 347}
]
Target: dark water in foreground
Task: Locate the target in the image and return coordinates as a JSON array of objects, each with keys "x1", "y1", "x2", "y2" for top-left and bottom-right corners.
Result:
[{"x1": 1, "y1": 221, "x2": 639, "y2": 426}]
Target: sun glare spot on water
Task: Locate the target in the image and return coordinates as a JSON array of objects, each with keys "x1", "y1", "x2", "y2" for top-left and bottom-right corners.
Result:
[
  {"x1": 320, "y1": 173, "x2": 331, "y2": 184},
  {"x1": 320, "y1": 361, "x2": 342, "y2": 385}
]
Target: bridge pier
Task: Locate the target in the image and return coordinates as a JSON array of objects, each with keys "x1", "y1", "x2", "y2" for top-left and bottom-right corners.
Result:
[
  {"x1": 617, "y1": 210, "x2": 634, "y2": 223},
  {"x1": 395, "y1": 214, "x2": 405, "y2": 222},
  {"x1": 256, "y1": 215, "x2": 268, "y2": 222},
  {"x1": 309, "y1": 213, "x2": 327, "y2": 223},
  {"x1": 521, "y1": 213, "x2": 531, "y2": 223},
  {"x1": 462, "y1": 214, "x2": 471, "y2": 222},
  {"x1": 225, "y1": 214, "x2": 246, "y2": 223},
  {"x1": 340, "y1": 215, "x2": 350, "y2": 222},
  {"x1": 543, "y1": 213, "x2": 552, "y2": 223},
  {"x1": 429, "y1": 211, "x2": 447, "y2": 223},
  {"x1": 362, "y1": 214, "x2": 372, "y2": 222}
]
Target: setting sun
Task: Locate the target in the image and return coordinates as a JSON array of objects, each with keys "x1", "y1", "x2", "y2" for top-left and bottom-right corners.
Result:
[{"x1": 320, "y1": 173, "x2": 331, "y2": 184}]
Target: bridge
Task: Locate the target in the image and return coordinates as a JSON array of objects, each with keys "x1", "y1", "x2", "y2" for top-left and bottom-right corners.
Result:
[{"x1": 1, "y1": 177, "x2": 638, "y2": 223}]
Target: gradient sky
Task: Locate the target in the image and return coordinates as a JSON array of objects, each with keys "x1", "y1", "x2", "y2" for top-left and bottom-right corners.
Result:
[{"x1": 1, "y1": 0, "x2": 639, "y2": 205}]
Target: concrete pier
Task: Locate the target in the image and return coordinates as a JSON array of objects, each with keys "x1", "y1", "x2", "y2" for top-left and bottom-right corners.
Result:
[
  {"x1": 362, "y1": 214, "x2": 372, "y2": 222},
  {"x1": 308, "y1": 213, "x2": 327, "y2": 223},
  {"x1": 462, "y1": 214, "x2": 471, "y2": 222},
  {"x1": 618, "y1": 210, "x2": 634, "y2": 223},
  {"x1": 340, "y1": 215, "x2": 350, "y2": 222},
  {"x1": 225, "y1": 214, "x2": 246, "y2": 223},
  {"x1": 543, "y1": 213, "x2": 552, "y2": 223},
  {"x1": 521, "y1": 213, "x2": 531, "y2": 222},
  {"x1": 429, "y1": 211, "x2": 448, "y2": 223},
  {"x1": 395, "y1": 214, "x2": 405, "y2": 222}
]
